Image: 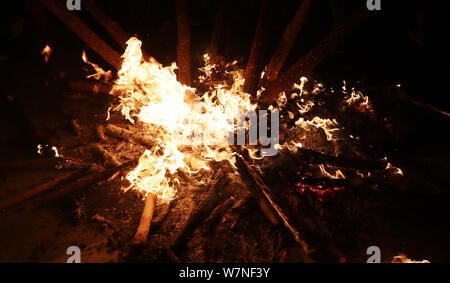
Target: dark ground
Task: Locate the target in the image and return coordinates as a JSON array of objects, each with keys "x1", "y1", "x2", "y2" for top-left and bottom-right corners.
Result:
[{"x1": 0, "y1": 0, "x2": 449, "y2": 263}]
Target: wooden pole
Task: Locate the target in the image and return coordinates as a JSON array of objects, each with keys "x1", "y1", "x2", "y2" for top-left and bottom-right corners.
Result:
[
  {"x1": 0, "y1": 169, "x2": 86, "y2": 210},
  {"x1": 262, "y1": 0, "x2": 311, "y2": 84},
  {"x1": 39, "y1": 0, "x2": 122, "y2": 69},
  {"x1": 260, "y1": 6, "x2": 369, "y2": 105},
  {"x1": 133, "y1": 193, "x2": 156, "y2": 245},
  {"x1": 209, "y1": 0, "x2": 226, "y2": 58},
  {"x1": 175, "y1": 0, "x2": 191, "y2": 85},
  {"x1": 83, "y1": 0, "x2": 130, "y2": 49},
  {"x1": 41, "y1": 161, "x2": 136, "y2": 204},
  {"x1": 243, "y1": 0, "x2": 270, "y2": 98}
]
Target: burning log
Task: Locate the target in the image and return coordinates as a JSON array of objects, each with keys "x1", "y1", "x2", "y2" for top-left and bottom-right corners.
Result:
[
  {"x1": 132, "y1": 193, "x2": 156, "y2": 245},
  {"x1": 209, "y1": 0, "x2": 226, "y2": 58},
  {"x1": 104, "y1": 124, "x2": 155, "y2": 148},
  {"x1": 171, "y1": 170, "x2": 226, "y2": 251},
  {"x1": 39, "y1": 0, "x2": 122, "y2": 69},
  {"x1": 234, "y1": 148, "x2": 312, "y2": 262},
  {"x1": 0, "y1": 168, "x2": 87, "y2": 210},
  {"x1": 243, "y1": 0, "x2": 270, "y2": 98},
  {"x1": 83, "y1": 0, "x2": 130, "y2": 49},
  {"x1": 175, "y1": 0, "x2": 191, "y2": 85},
  {"x1": 68, "y1": 80, "x2": 113, "y2": 94},
  {"x1": 261, "y1": 0, "x2": 311, "y2": 84},
  {"x1": 260, "y1": 6, "x2": 369, "y2": 105}
]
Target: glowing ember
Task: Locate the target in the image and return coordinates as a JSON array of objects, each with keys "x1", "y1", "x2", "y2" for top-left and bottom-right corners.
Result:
[
  {"x1": 392, "y1": 254, "x2": 430, "y2": 263},
  {"x1": 41, "y1": 45, "x2": 52, "y2": 63}
]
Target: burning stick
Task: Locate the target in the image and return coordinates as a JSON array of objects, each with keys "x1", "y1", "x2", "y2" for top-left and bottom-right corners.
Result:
[
  {"x1": 262, "y1": 0, "x2": 311, "y2": 84},
  {"x1": 175, "y1": 0, "x2": 191, "y2": 85},
  {"x1": 260, "y1": 5, "x2": 369, "y2": 105},
  {"x1": 0, "y1": 168, "x2": 87, "y2": 210},
  {"x1": 105, "y1": 124, "x2": 155, "y2": 148},
  {"x1": 243, "y1": 0, "x2": 270, "y2": 98},
  {"x1": 132, "y1": 193, "x2": 156, "y2": 245},
  {"x1": 39, "y1": 0, "x2": 122, "y2": 69}
]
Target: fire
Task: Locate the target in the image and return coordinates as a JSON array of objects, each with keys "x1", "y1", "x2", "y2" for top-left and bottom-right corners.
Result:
[
  {"x1": 318, "y1": 164, "x2": 345, "y2": 179},
  {"x1": 82, "y1": 51, "x2": 112, "y2": 81},
  {"x1": 41, "y1": 44, "x2": 52, "y2": 63},
  {"x1": 95, "y1": 37, "x2": 255, "y2": 200},
  {"x1": 346, "y1": 90, "x2": 369, "y2": 106},
  {"x1": 82, "y1": 36, "x2": 401, "y2": 201},
  {"x1": 295, "y1": 117, "x2": 340, "y2": 141},
  {"x1": 392, "y1": 254, "x2": 430, "y2": 263}
]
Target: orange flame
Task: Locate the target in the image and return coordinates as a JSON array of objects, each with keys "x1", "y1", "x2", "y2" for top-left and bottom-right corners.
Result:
[{"x1": 41, "y1": 45, "x2": 52, "y2": 63}]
